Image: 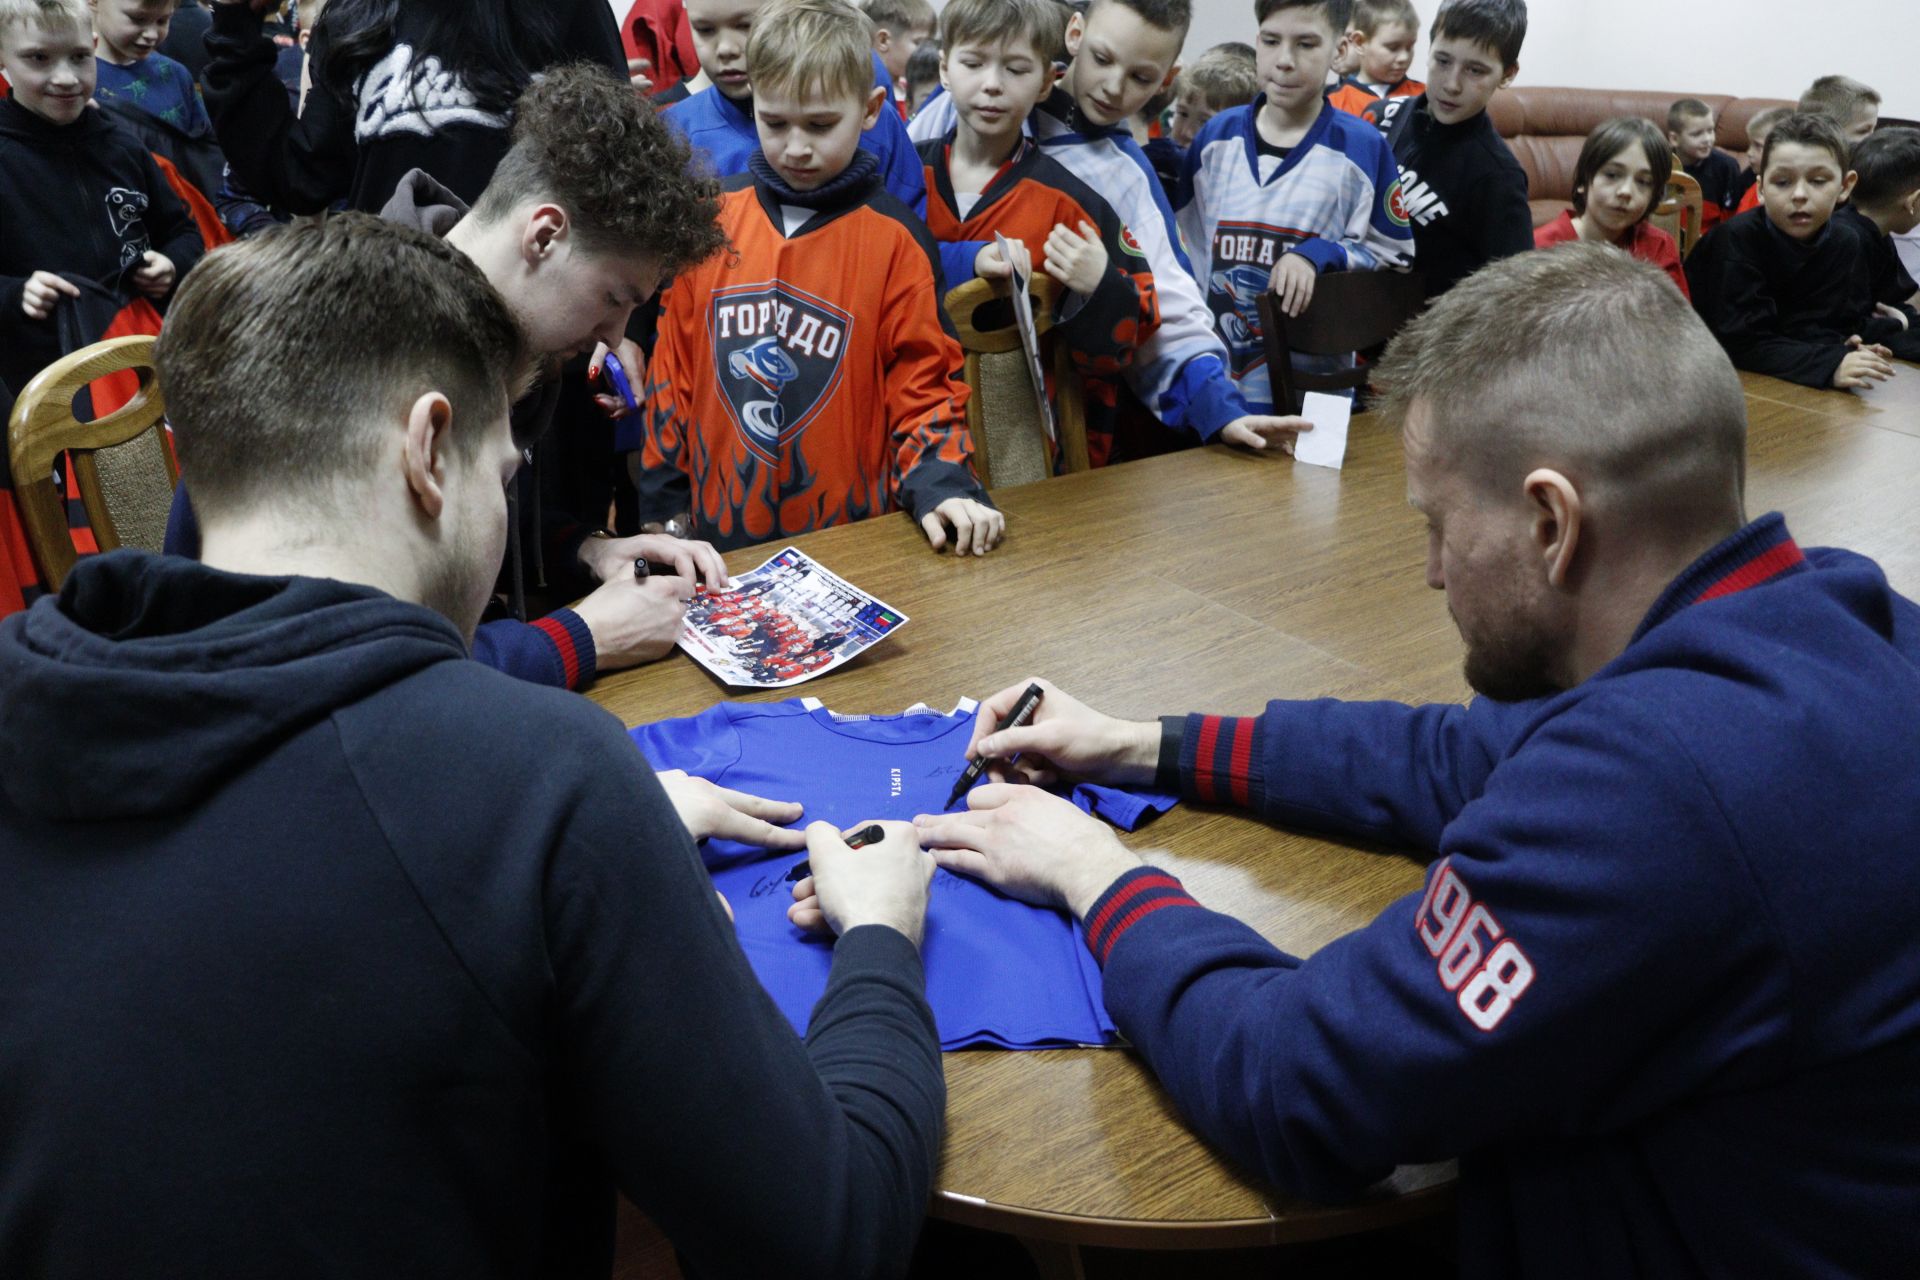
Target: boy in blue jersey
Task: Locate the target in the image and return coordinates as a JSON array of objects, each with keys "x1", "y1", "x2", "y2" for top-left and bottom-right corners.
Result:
[
  {"x1": 918, "y1": 244, "x2": 1920, "y2": 1276},
  {"x1": 1177, "y1": 0, "x2": 1413, "y2": 414},
  {"x1": 913, "y1": 0, "x2": 1317, "y2": 454}
]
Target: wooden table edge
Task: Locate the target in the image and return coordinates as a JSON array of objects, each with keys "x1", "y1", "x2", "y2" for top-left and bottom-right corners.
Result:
[{"x1": 928, "y1": 1176, "x2": 1458, "y2": 1249}]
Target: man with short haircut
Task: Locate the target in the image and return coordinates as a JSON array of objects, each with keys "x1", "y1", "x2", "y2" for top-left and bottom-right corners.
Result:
[
  {"x1": 0, "y1": 217, "x2": 947, "y2": 1279},
  {"x1": 915, "y1": 244, "x2": 1920, "y2": 1273}
]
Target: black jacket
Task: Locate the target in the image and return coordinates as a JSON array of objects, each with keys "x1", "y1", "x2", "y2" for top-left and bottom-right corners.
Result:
[
  {"x1": 1368, "y1": 94, "x2": 1534, "y2": 298},
  {"x1": 0, "y1": 551, "x2": 945, "y2": 1279},
  {"x1": 1686, "y1": 206, "x2": 1907, "y2": 387},
  {"x1": 0, "y1": 97, "x2": 202, "y2": 392},
  {"x1": 1835, "y1": 202, "x2": 1920, "y2": 362},
  {"x1": 201, "y1": 0, "x2": 624, "y2": 213}
]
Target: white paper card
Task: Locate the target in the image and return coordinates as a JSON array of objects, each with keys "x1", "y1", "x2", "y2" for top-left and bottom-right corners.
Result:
[{"x1": 1292, "y1": 391, "x2": 1352, "y2": 470}]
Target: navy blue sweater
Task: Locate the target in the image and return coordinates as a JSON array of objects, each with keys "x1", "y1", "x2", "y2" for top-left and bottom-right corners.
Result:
[
  {"x1": 0, "y1": 552, "x2": 944, "y2": 1279},
  {"x1": 1089, "y1": 515, "x2": 1920, "y2": 1275}
]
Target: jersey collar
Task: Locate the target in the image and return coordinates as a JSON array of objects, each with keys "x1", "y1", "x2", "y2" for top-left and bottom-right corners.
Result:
[{"x1": 1633, "y1": 512, "x2": 1809, "y2": 641}]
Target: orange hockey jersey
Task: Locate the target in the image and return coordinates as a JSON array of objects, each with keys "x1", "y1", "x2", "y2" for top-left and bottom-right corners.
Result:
[
  {"x1": 919, "y1": 136, "x2": 1161, "y2": 468},
  {"x1": 638, "y1": 153, "x2": 983, "y2": 550},
  {"x1": 1328, "y1": 75, "x2": 1424, "y2": 119}
]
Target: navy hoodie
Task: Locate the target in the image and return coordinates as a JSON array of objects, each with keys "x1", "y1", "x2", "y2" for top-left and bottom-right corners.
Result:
[{"x1": 0, "y1": 551, "x2": 944, "y2": 1280}]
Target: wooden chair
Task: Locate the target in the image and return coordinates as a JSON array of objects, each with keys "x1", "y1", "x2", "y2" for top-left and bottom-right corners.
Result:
[
  {"x1": 944, "y1": 274, "x2": 1090, "y2": 487},
  {"x1": 6, "y1": 335, "x2": 176, "y2": 593},
  {"x1": 1258, "y1": 269, "x2": 1427, "y2": 415},
  {"x1": 1651, "y1": 169, "x2": 1705, "y2": 258}
]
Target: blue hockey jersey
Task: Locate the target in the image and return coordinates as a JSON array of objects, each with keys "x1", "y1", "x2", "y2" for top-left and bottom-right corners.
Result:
[
  {"x1": 630, "y1": 698, "x2": 1175, "y2": 1049},
  {"x1": 1177, "y1": 97, "x2": 1414, "y2": 414}
]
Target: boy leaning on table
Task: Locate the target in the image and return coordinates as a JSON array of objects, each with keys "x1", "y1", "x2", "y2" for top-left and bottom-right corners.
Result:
[{"x1": 906, "y1": 243, "x2": 1920, "y2": 1275}]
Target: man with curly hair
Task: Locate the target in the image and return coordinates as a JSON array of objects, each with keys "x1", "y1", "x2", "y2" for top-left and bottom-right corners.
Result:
[{"x1": 166, "y1": 63, "x2": 729, "y2": 692}]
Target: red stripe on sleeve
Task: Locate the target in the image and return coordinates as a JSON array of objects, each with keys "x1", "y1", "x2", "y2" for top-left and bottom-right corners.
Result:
[
  {"x1": 529, "y1": 616, "x2": 581, "y2": 689},
  {"x1": 1084, "y1": 872, "x2": 1185, "y2": 950},
  {"x1": 1697, "y1": 541, "x2": 1805, "y2": 602},
  {"x1": 1095, "y1": 894, "x2": 1201, "y2": 965},
  {"x1": 1227, "y1": 717, "x2": 1254, "y2": 807},
  {"x1": 1192, "y1": 715, "x2": 1222, "y2": 803}
]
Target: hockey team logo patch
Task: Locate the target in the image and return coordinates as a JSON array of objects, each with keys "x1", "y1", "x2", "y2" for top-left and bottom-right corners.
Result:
[
  {"x1": 709, "y1": 281, "x2": 853, "y2": 462},
  {"x1": 1119, "y1": 226, "x2": 1146, "y2": 258},
  {"x1": 1207, "y1": 219, "x2": 1307, "y2": 376},
  {"x1": 1385, "y1": 177, "x2": 1411, "y2": 228}
]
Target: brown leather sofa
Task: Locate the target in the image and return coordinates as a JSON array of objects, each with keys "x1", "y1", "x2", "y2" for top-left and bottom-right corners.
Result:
[{"x1": 1484, "y1": 86, "x2": 1796, "y2": 226}]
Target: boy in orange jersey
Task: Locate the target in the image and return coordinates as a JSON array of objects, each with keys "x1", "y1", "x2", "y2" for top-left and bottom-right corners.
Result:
[
  {"x1": 640, "y1": 0, "x2": 1003, "y2": 554},
  {"x1": 1327, "y1": 0, "x2": 1423, "y2": 117},
  {"x1": 918, "y1": 0, "x2": 1161, "y2": 467}
]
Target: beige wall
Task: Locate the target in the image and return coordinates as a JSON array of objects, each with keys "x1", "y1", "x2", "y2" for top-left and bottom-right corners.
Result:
[{"x1": 1183, "y1": 0, "x2": 1917, "y2": 119}]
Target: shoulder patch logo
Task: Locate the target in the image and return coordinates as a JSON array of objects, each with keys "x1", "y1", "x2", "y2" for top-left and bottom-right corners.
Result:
[
  {"x1": 1119, "y1": 226, "x2": 1146, "y2": 258},
  {"x1": 1385, "y1": 177, "x2": 1412, "y2": 228},
  {"x1": 709, "y1": 281, "x2": 854, "y2": 462}
]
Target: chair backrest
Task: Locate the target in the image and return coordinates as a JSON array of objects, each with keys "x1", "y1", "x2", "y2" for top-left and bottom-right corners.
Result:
[
  {"x1": 6, "y1": 336, "x2": 177, "y2": 593},
  {"x1": 944, "y1": 274, "x2": 1090, "y2": 485},
  {"x1": 1258, "y1": 269, "x2": 1427, "y2": 414},
  {"x1": 1650, "y1": 169, "x2": 1705, "y2": 258}
]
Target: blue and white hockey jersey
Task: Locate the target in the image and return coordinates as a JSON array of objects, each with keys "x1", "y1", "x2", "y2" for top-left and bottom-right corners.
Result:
[
  {"x1": 1177, "y1": 98, "x2": 1414, "y2": 414},
  {"x1": 912, "y1": 89, "x2": 1254, "y2": 440},
  {"x1": 629, "y1": 698, "x2": 1177, "y2": 1050}
]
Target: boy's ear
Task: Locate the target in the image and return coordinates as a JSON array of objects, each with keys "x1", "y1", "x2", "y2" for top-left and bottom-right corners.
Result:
[
  {"x1": 862, "y1": 83, "x2": 887, "y2": 131},
  {"x1": 1158, "y1": 61, "x2": 1181, "y2": 95},
  {"x1": 1498, "y1": 61, "x2": 1519, "y2": 92},
  {"x1": 1063, "y1": 11, "x2": 1085, "y2": 57},
  {"x1": 873, "y1": 26, "x2": 892, "y2": 56},
  {"x1": 1839, "y1": 169, "x2": 1859, "y2": 203}
]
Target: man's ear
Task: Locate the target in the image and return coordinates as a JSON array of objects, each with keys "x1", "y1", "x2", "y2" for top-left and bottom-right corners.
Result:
[
  {"x1": 1523, "y1": 468, "x2": 1581, "y2": 589},
  {"x1": 862, "y1": 83, "x2": 887, "y2": 131},
  {"x1": 402, "y1": 391, "x2": 456, "y2": 522},
  {"x1": 1063, "y1": 11, "x2": 1084, "y2": 57},
  {"x1": 521, "y1": 204, "x2": 570, "y2": 269}
]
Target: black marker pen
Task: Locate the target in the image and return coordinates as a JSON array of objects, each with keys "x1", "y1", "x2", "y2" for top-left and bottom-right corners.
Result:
[{"x1": 785, "y1": 822, "x2": 885, "y2": 883}]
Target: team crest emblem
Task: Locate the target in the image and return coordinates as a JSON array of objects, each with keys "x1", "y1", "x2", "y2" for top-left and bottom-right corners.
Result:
[
  {"x1": 709, "y1": 281, "x2": 853, "y2": 461},
  {"x1": 1119, "y1": 226, "x2": 1145, "y2": 258},
  {"x1": 1385, "y1": 177, "x2": 1411, "y2": 227}
]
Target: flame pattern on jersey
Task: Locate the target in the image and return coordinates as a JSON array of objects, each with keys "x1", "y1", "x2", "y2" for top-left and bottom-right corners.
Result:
[{"x1": 640, "y1": 178, "x2": 982, "y2": 550}]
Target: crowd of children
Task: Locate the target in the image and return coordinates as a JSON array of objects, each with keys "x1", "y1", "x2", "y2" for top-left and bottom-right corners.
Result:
[{"x1": 3, "y1": 0, "x2": 1919, "y2": 619}]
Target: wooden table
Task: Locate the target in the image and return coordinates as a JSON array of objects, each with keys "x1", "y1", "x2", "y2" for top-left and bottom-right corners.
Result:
[{"x1": 596, "y1": 370, "x2": 1920, "y2": 1272}]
